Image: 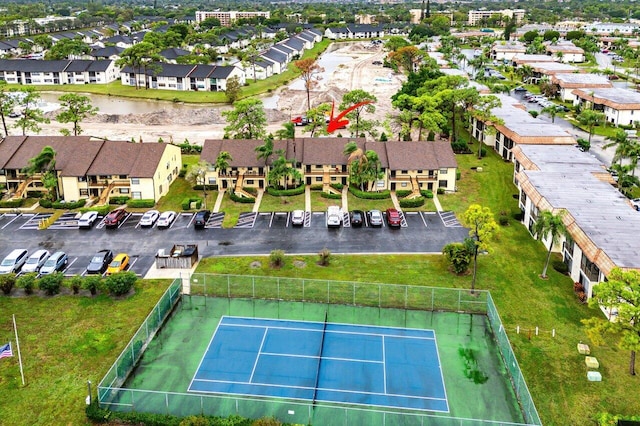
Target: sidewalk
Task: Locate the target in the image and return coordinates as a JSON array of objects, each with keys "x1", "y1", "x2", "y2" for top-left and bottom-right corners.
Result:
[
  {"x1": 390, "y1": 191, "x2": 401, "y2": 210},
  {"x1": 212, "y1": 191, "x2": 225, "y2": 213},
  {"x1": 305, "y1": 185, "x2": 311, "y2": 211},
  {"x1": 432, "y1": 193, "x2": 443, "y2": 212},
  {"x1": 252, "y1": 189, "x2": 264, "y2": 213}
]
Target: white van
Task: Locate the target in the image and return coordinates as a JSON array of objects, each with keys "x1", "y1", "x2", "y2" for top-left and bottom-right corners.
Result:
[{"x1": 0, "y1": 249, "x2": 29, "y2": 274}]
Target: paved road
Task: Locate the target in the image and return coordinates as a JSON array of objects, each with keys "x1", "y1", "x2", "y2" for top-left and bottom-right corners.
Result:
[{"x1": 0, "y1": 210, "x2": 469, "y2": 278}]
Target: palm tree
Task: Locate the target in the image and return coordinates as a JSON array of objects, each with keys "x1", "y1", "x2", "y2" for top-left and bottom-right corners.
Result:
[
  {"x1": 22, "y1": 145, "x2": 57, "y2": 200},
  {"x1": 576, "y1": 109, "x2": 604, "y2": 144},
  {"x1": 215, "y1": 150, "x2": 233, "y2": 191},
  {"x1": 541, "y1": 105, "x2": 558, "y2": 123},
  {"x1": 604, "y1": 129, "x2": 636, "y2": 168},
  {"x1": 533, "y1": 210, "x2": 568, "y2": 279},
  {"x1": 275, "y1": 122, "x2": 295, "y2": 140},
  {"x1": 254, "y1": 136, "x2": 274, "y2": 166}
]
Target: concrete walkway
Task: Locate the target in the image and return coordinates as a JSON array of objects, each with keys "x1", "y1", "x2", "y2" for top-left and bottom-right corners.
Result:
[
  {"x1": 305, "y1": 185, "x2": 311, "y2": 211},
  {"x1": 390, "y1": 191, "x2": 401, "y2": 210},
  {"x1": 252, "y1": 189, "x2": 264, "y2": 213},
  {"x1": 212, "y1": 190, "x2": 225, "y2": 213},
  {"x1": 432, "y1": 193, "x2": 443, "y2": 212},
  {"x1": 341, "y1": 186, "x2": 349, "y2": 211}
]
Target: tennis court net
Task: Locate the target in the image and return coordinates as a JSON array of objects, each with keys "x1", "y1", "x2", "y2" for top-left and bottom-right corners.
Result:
[{"x1": 312, "y1": 310, "x2": 328, "y2": 405}]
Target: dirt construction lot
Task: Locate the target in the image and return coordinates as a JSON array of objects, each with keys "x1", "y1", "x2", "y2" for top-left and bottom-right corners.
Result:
[{"x1": 31, "y1": 42, "x2": 405, "y2": 144}]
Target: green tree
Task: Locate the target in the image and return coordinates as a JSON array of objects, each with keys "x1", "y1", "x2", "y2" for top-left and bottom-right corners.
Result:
[
  {"x1": 104, "y1": 271, "x2": 137, "y2": 296},
  {"x1": 56, "y1": 93, "x2": 98, "y2": 136},
  {"x1": 604, "y1": 129, "x2": 639, "y2": 169},
  {"x1": 186, "y1": 161, "x2": 211, "y2": 207},
  {"x1": 215, "y1": 151, "x2": 232, "y2": 172},
  {"x1": 117, "y1": 42, "x2": 161, "y2": 90},
  {"x1": 442, "y1": 238, "x2": 477, "y2": 275},
  {"x1": 305, "y1": 103, "x2": 331, "y2": 137},
  {"x1": 339, "y1": 89, "x2": 377, "y2": 137},
  {"x1": 576, "y1": 109, "x2": 605, "y2": 144},
  {"x1": 32, "y1": 34, "x2": 52, "y2": 50},
  {"x1": 533, "y1": 210, "x2": 568, "y2": 278},
  {"x1": 275, "y1": 122, "x2": 295, "y2": 140},
  {"x1": 14, "y1": 88, "x2": 49, "y2": 136},
  {"x1": 45, "y1": 38, "x2": 90, "y2": 60},
  {"x1": 583, "y1": 268, "x2": 640, "y2": 375},
  {"x1": 541, "y1": 105, "x2": 558, "y2": 123},
  {"x1": 225, "y1": 76, "x2": 242, "y2": 103},
  {"x1": 387, "y1": 46, "x2": 425, "y2": 74},
  {"x1": 463, "y1": 204, "x2": 498, "y2": 293},
  {"x1": 255, "y1": 135, "x2": 274, "y2": 165},
  {"x1": 222, "y1": 98, "x2": 267, "y2": 139},
  {"x1": 343, "y1": 142, "x2": 382, "y2": 191},
  {"x1": 385, "y1": 36, "x2": 410, "y2": 52},
  {"x1": 268, "y1": 151, "x2": 300, "y2": 189}
]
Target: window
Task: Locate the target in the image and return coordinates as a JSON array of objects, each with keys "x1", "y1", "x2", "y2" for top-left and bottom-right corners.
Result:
[
  {"x1": 132, "y1": 191, "x2": 142, "y2": 200},
  {"x1": 246, "y1": 179, "x2": 254, "y2": 185},
  {"x1": 167, "y1": 174, "x2": 172, "y2": 183},
  {"x1": 159, "y1": 185, "x2": 163, "y2": 194},
  {"x1": 131, "y1": 178, "x2": 140, "y2": 185},
  {"x1": 520, "y1": 191, "x2": 527, "y2": 207},
  {"x1": 208, "y1": 177, "x2": 216, "y2": 185},
  {"x1": 119, "y1": 175, "x2": 127, "y2": 179},
  {"x1": 119, "y1": 188, "x2": 129, "y2": 194},
  {"x1": 439, "y1": 169, "x2": 448, "y2": 174},
  {"x1": 79, "y1": 189, "x2": 88, "y2": 196},
  {"x1": 316, "y1": 177, "x2": 322, "y2": 182},
  {"x1": 580, "y1": 255, "x2": 600, "y2": 282}
]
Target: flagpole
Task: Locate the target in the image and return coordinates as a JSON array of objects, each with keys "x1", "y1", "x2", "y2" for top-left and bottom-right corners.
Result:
[{"x1": 12, "y1": 314, "x2": 24, "y2": 386}]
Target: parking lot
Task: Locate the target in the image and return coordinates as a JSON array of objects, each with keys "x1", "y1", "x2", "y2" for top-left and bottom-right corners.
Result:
[{"x1": 0, "y1": 209, "x2": 468, "y2": 278}]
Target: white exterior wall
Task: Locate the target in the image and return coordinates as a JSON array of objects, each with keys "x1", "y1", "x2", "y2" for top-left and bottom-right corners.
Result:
[{"x1": 604, "y1": 106, "x2": 640, "y2": 126}]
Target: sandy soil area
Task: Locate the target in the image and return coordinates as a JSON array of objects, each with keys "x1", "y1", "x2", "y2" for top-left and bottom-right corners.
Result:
[{"x1": 29, "y1": 42, "x2": 404, "y2": 145}]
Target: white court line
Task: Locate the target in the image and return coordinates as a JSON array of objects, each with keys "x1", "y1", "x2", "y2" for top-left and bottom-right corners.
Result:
[
  {"x1": 260, "y1": 351, "x2": 383, "y2": 364},
  {"x1": 188, "y1": 315, "x2": 226, "y2": 391},
  {"x1": 432, "y1": 330, "x2": 450, "y2": 412},
  {"x1": 382, "y1": 335, "x2": 387, "y2": 394},
  {"x1": 249, "y1": 327, "x2": 268, "y2": 383}
]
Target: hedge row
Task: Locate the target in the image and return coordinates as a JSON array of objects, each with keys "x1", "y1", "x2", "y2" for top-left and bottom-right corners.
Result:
[
  {"x1": 181, "y1": 197, "x2": 203, "y2": 210},
  {"x1": 127, "y1": 199, "x2": 155, "y2": 208},
  {"x1": 321, "y1": 192, "x2": 342, "y2": 200},
  {"x1": 420, "y1": 190, "x2": 434, "y2": 199},
  {"x1": 396, "y1": 190, "x2": 411, "y2": 198},
  {"x1": 309, "y1": 184, "x2": 324, "y2": 191},
  {"x1": 0, "y1": 199, "x2": 23, "y2": 208},
  {"x1": 331, "y1": 183, "x2": 344, "y2": 190},
  {"x1": 80, "y1": 205, "x2": 110, "y2": 216},
  {"x1": 229, "y1": 191, "x2": 255, "y2": 203},
  {"x1": 267, "y1": 185, "x2": 305, "y2": 196},
  {"x1": 109, "y1": 196, "x2": 130, "y2": 205},
  {"x1": 348, "y1": 187, "x2": 391, "y2": 199},
  {"x1": 0, "y1": 271, "x2": 136, "y2": 297},
  {"x1": 193, "y1": 184, "x2": 218, "y2": 191},
  {"x1": 399, "y1": 197, "x2": 425, "y2": 208},
  {"x1": 40, "y1": 199, "x2": 86, "y2": 209}
]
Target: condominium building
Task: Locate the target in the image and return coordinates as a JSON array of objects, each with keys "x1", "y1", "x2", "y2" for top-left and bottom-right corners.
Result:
[
  {"x1": 468, "y1": 9, "x2": 525, "y2": 26},
  {"x1": 195, "y1": 11, "x2": 270, "y2": 27}
]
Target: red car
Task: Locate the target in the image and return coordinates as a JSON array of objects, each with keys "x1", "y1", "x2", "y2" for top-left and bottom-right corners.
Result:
[
  {"x1": 104, "y1": 209, "x2": 127, "y2": 228},
  {"x1": 385, "y1": 208, "x2": 401, "y2": 227},
  {"x1": 291, "y1": 116, "x2": 310, "y2": 126}
]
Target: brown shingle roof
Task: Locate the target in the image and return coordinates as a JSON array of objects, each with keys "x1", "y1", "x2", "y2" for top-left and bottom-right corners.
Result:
[
  {"x1": 384, "y1": 141, "x2": 457, "y2": 170},
  {"x1": 301, "y1": 137, "x2": 366, "y2": 166},
  {"x1": 201, "y1": 139, "x2": 268, "y2": 167},
  {"x1": 131, "y1": 143, "x2": 172, "y2": 178},
  {"x1": 87, "y1": 141, "x2": 174, "y2": 178},
  {"x1": 364, "y1": 141, "x2": 389, "y2": 168}
]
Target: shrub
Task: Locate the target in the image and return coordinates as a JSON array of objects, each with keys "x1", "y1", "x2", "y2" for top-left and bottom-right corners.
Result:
[
  {"x1": 16, "y1": 272, "x2": 38, "y2": 295},
  {"x1": 109, "y1": 196, "x2": 130, "y2": 205},
  {"x1": 229, "y1": 191, "x2": 255, "y2": 203},
  {"x1": 331, "y1": 183, "x2": 343, "y2": 190},
  {"x1": 577, "y1": 138, "x2": 590, "y2": 152},
  {"x1": 528, "y1": 110, "x2": 539, "y2": 118},
  {"x1": 266, "y1": 185, "x2": 305, "y2": 196},
  {"x1": 51, "y1": 199, "x2": 86, "y2": 209},
  {"x1": 104, "y1": 271, "x2": 137, "y2": 296},
  {"x1": 80, "y1": 205, "x2": 110, "y2": 216},
  {"x1": 38, "y1": 272, "x2": 64, "y2": 295},
  {"x1": 320, "y1": 192, "x2": 341, "y2": 199},
  {"x1": 83, "y1": 275, "x2": 103, "y2": 296},
  {"x1": 456, "y1": 170, "x2": 461, "y2": 180},
  {"x1": 269, "y1": 250, "x2": 285, "y2": 268},
  {"x1": 26, "y1": 190, "x2": 44, "y2": 198},
  {"x1": 479, "y1": 147, "x2": 487, "y2": 157},
  {"x1": 395, "y1": 190, "x2": 411, "y2": 198},
  {"x1": 309, "y1": 184, "x2": 323, "y2": 191},
  {"x1": 348, "y1": 186, "x2": 391, "y2": 199},
  {"x1": 399, "y1": 197, "x2": 425, "y2": 208},
  {"x1": 193, "y1": 184, "x2": 218, "y2": 191},
  {"x1": 39, "y1": 199, "x2": 52, "y2": 208},
  {"x1": 179, "y1": 416, "x2": 211, "y2": 426},
  {"x1": 498, "y1": 211, "x2": 509, "y2": 226},
  {"x1": 451, "y1": 140, "x2": 471, "y2": 154},
  {"x1": 442, "y1": 239, "x2": 474, "y2": 274},
  {"x1": 573, "y1": 282, "x2": 585, "y2": 293},
  {"x1": 420, "y1": 189, "x2": 434, "y2": 199},
  {"x1": 243, "y1": 187, "x2": 258, "y2": 196},
  {"x1": 0, "y1": 199, "x2": 23, "y2": 208},
  {"x1": 127, "y1": 199, "x2": 155, "y2": 208},
  {"x1": 0, "y1": 273, "x2": 16, "y2": 295},
  {"x1": 318, "y1": 248, "x2": 331, "y2": 266},
  {"x1": 181, "y1": 197, "x2": 203, "y2": 210},
  {"x1": 380, "y1": 132, "x2": 388, "y2": 141},
  {"x1": 66, "y1": 276, "x2": 83, "y2": 294},
  {"x1": 252, "y1": 417, "x2": 282, "y2": 426},
  {"x1": 427, "y1": 131, "x2": 436, "y2": 141},
  {"x1": 437, "y1": 187, "x2": 445, "y2": 195},
  {"x1": 552, "y1": 260, "x2": 569, "y2": 275}
]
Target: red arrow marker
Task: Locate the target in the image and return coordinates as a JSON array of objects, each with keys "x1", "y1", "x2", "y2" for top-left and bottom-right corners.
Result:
[{"x1": 326, "y1": 100, "x2": 373, "y2": 133}]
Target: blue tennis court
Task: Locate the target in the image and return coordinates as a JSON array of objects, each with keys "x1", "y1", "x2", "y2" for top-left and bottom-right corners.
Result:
[{"x1": 188, "y1": 316, "x2": 449, "y2": 412}]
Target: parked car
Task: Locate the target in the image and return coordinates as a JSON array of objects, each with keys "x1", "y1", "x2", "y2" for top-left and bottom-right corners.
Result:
[
  {"x1": 157, "y1": 211, "x2": 177, "y2": 228},
  {"x1": 514, "y1": 86, "x2": 526, "y2": 92},
  {"x1": 386, "y1": 208, "x2": 402, "y2": 227},
  {"x1": 632, "y1": 198, "x2": 640, "y2": 211},
  {"x1": 193, "y1": 210, "x2": 211, "y2": 229},
  {"x1": 350, "y1": 210, "x2": 364, "y2": 227},
  {"x1": 291, "y1": 210, "x2": 305, "y2": 226},
  {"x1": 107, "y1": 253, "x2": 130, "y2": 275},
  {"x1": 86, "y1": 249, "x2": 113, "y2": 275},
  {"x1": 372, "y1": 60, "x2": 383, "y2": 65},
  {"x1": 139, "y1": 210, "x2": 160, "y2": 227},
  {"x1": 0, "y1": 249, "x2": 28, "y2": 274},
  {"x1": 368, "y1": 210, "x2": 383, "y2": 227},
  {"x1": 327, "y1": 206, "x2": 342, "y2": 228},
  {"x1": 104, "y1": 209, "x2": 127, "y2": 228},
  {"x1": 22, "y1": 249, "x2": 50, "y2": 273},
  {"x1": 8, "y1": 110, "x2": 20, "y2": 118},
  {"x1": 291, "y1": 116, "x2": 310, "y2": 126},
  {"x1": 39, "y1": 251, "x2": 68, "y2": 275},
  {"x1": 78, "y1": 211, "x2": 99, "y2": 229}
]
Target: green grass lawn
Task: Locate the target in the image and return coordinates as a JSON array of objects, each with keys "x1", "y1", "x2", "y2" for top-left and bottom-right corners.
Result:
[
  {"x1": 346, "y1": 192, "x2": 395, "y2": 212},
  {"x1": 309, "y1": 190, "x2": 341, "y2": 211},
  {"x1": 219, "y1": 192, "x2": 254, "y2": 228},
  {"x1": 258, "y1": 192, "x2": 305, "y2": 212},
  {"x1": 1, "y1": 140, "x2": 639, "y2": 425}
]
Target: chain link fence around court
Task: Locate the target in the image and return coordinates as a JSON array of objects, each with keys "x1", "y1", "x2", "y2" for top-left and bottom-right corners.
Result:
[
  {"x1": 98, "y1": 274, "x2": 541, "y2": 426},
  {"x1": 98, "y1": 280, "x2": 181, "y2": 406},
  {"x1": 186, "y1": 273, "x2": 490, "y2": 313}
]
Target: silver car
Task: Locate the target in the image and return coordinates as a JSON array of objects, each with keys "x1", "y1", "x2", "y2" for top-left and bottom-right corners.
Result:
[
  {"x1": 22, "y1": 249, "x2": 50, "y2": 273},
  {"x1": 291, "y1": 210, "x2": 305, "y2": 226},
  {"x1": 368, "y1": 210, "x2": 383, "y2": 227}
]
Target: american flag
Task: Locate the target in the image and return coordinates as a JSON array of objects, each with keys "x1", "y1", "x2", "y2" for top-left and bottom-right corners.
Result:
[{"x1": 0, "y1": 342, "x2": 12, "y2": 359}]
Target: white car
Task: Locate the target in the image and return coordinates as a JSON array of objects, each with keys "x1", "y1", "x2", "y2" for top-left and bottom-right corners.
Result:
[
  {"x1": 0, "y1": 249, "x2": 28, "y2": 274},
  {"x1": 291, "y1": 210, "x2": 305, "y2": 226},
  {"x1": 327, "y1": 206, "x2": 342, "y2": 228},
  {"x1": 22, "y1": 249, "x2": 50, "y2": 273},
  {"x1": 156, "y1": 211, "x2": 177, "y2": 228},
  {"x1": 78, "y1": 211, "x2": 99, "y2": 229},
  {"x1": 632, "y1": 198, "x2": 640, "y2": 211},
  {"x1": 139, "y1": 210, "x2": 160, "y2": 227}
]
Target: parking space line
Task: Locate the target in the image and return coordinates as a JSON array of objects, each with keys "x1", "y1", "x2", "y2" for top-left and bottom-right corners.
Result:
[
  {"x1": 235, "y1": 212, "x2": 257, "y2": 228},
  {"x1": 272, "y1": 212, "x2": 287, "y2": 228},
  {"x1": 342, "y1": 211, "x2": 351, "y2": 228},
  {"x1": 303, "y1": 211, "x2": 311, "y2": 227},
  {"x1": 399, "y1": 211, "x2": 408, "y2": 228},
  {"x1": 267, "y1": 212, "x2": 276, "y2": 227},
  {"x1": 419, "y1": 212, "x2": 428, "y2": 228},
  {"x1": 439, "y1": 211, "x2": 463, "y2": 227}
]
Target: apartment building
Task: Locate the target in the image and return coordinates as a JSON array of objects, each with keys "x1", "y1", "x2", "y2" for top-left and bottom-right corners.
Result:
[
  {"x1": 467, "y1": 9, "x2": 525, "y2": 26},
  {"x1": 195, "y1": 11, "x2": 270, "y2": 27}
]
